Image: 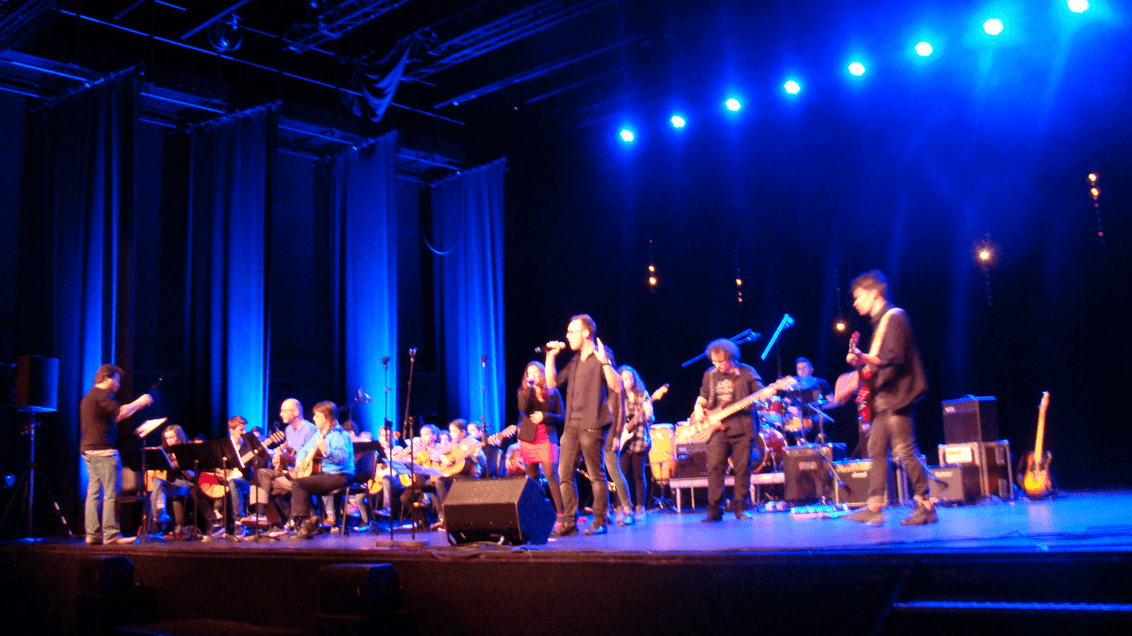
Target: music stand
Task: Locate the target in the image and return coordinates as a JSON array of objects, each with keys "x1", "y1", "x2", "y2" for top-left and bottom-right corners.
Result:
[
  {"x1": 121, "y1": 447, "x2": 175, "y2": 542},
  {"x1": 191, "y1": 440, "x2": 240, "y2": 542},
  {"x1": 163, "y1": 443, "x2": 203, "y2": 540}
]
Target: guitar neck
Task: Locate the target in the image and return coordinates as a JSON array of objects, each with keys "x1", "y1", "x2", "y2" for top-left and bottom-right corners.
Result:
[{"x1": 1034, "y1": 392, "x2": 1050, "y2": 457}]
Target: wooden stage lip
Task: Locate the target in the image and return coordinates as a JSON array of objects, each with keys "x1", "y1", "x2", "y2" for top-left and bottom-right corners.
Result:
[{"x1": 3, "y1": 492, "x2": 1132, "y2": 636}]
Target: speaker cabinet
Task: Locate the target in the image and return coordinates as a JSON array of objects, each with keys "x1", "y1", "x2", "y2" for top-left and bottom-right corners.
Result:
[
  {"x1": 928, "y1": 464, "x2": 981, "y2": 504},
  {"x1": 783, "y1": 444, "x2": 846, "y2": 502},
  {"x1": 16, "y1": 355, "x2": 59, "y2": 413},
  {"x1": 941, "y1": 396, "x2": 997, "y2": 444},
  {"x1": 675, "y1": 443, "x2": 708, "y2": 479},
  {"x1": 833, "y1": 459, "x2": 898, "y2": 505},
  {"x1": 938, "y1": 441, "x2": 1014, "y2": 500},
  {"x1": 442, "y1": 477, "x2": 556, "y2": 545}
]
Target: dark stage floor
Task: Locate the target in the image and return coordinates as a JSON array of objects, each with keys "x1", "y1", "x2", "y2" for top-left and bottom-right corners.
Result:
[{"x1": 3, "y1": 491, "x2": 1131, "y2": 636}]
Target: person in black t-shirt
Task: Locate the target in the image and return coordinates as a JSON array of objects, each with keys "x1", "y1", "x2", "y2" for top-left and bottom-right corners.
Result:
[{"x1": 80, "y1": 363, "x2": 155, "y2": 545}]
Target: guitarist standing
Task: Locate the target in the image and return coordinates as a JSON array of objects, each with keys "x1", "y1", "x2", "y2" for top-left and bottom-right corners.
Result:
[
  {"x1": 692, "y1": 339, "x2": 773, "y2": 522},
  {"x1": 843, "y1": 270, "x2": 935, "y2": 526}
]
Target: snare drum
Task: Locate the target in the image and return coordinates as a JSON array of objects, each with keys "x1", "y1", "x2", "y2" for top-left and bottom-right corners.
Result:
[
  {"x1": 647, "y1": 423, "x2": 676, "y2": 482},
  {"x1": 753, "y1": 427, "x2": 787, "y2": 473}
]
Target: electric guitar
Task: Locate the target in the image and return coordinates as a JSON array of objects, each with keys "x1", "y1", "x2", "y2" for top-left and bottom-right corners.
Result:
[
  {"x1": 436, "y1": 425, "x2": 518, "y2": 478},
  {"x1": 619, "y1": 385, "x2": 669, "y2": 451},
  {"x1": 682, "y1": 377, "x2": 794, "y2": 444},
  {"x1": 1021, "y1": 391, "x2": 1053, "y2": 498}
]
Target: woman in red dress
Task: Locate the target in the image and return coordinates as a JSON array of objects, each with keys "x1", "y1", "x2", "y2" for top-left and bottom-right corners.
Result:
[{"x1": 517, "y1": 361, "x2": 565, "y2": 524}]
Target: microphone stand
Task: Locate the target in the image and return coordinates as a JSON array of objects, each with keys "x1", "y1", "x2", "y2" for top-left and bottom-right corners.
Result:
[
  {"x1": 375, "y1": 349, "x2": 427, "y2": 548},
  {"x1": 383, "y1": 356, "x2": 395, "y2": 543}
]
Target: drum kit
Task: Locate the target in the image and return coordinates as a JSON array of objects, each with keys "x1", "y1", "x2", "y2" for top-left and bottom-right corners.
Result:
[{"x1": 647, "y1": 376, "x2": 834, "y2": 482}]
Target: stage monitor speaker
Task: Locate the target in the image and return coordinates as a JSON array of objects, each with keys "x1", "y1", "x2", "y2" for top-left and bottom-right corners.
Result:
[
  {"x1": 16, "y1": 355, "x2": 59, "y2": 413},
  {"x1": 783, "y1": 444, "x2": 845, "y2": 502},
  {"x1": 928, "y1": 464, "x2": 981, "y2": 504},
  {"x1": 941, "y1": 396, "x2": 997, "y2": 444},
  {"x1": 675, "y1": 443, "x2": 708, "y2": 479},
  {"x1": 442, "y1": 477, "x2": 555, "y2": 545},
  {"x1": 832, "y1": 459, "x2": 897, "y2": 506}
]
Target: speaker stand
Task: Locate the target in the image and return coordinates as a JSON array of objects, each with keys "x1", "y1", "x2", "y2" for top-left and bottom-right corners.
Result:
[{"x1": 0, "y1": 413, "x2": 74, "y2": 540}]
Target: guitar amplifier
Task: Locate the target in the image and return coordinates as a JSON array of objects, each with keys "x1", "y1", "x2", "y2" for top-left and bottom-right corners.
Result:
[
  {"x1": 783, "y1": 444, "x2": 847, "y2": 502},
  {"x1": 833, "y1": 459, "x2": 897, "y2": 506},
  {"x1": 941, "y1": 396, "x2": 997, "y2": 444},
  {"x1": 927, "y1": 464, "x2": 981, "y2": 504},
  {"x1": 938, "y1": 440, "x2": 1014, "y2": 500},
  {"x1": 675, "y1": 443, "x2": 708, "y2": 479}
]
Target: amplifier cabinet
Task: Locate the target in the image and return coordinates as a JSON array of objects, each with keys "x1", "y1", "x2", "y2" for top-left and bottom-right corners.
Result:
[
  {"x1": 783, "y1": 444, "x2": 846, "y2": 502},
  {"x1": 833, "y1": 459, "x2": 898, "y2": 506},
  {"x1": 928, "y1": 464, "x2": 981, "y2": 504},
  {"x1": 938, "y1": 440, "x2": 1014, "y2": 500},
  {"x1": 675, "y1": 443, "x2": 708, "y2": 479},
  {"x1": 941, "y1": 396, "x2": 998, "y2": 444}
]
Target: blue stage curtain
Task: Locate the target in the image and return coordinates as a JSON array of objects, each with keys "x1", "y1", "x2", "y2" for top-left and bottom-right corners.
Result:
[
  {"x1": 430, "y1": 160, "x2": 506, "y2": 432},
  {"x1": 328, "y1": 133, "x2": 399, "y2": 436},
  {"x1": 185, "y1": 105, "x2": 276, "y2": 436},
  {"x1": 17, "y1": 70, "x2": 138, "y2": 522}
]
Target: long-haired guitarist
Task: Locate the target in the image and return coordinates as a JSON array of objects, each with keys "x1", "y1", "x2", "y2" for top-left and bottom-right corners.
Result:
[
  {"x1": 843, "y1": 270, "x2": 935, "y2": 526},
  {"x1": 691, "y1": 339, "x2": 775, "y2": 522},
  {"x1": 289, "y1": 401, "x2": 355, "y2": 540}
]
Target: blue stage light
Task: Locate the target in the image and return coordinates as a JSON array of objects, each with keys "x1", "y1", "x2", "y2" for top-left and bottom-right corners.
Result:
[
  {"x1": 724, "y1": 98, "x2": 741, "y2": 112},
  {"x1": 619, "y1": 128, "x2": 635, "y2": 142},
  {"x1": 670, "y1": 115, "x2": 686, "y2": 128},
  {"x1": 1068, "y1": 0, "x2": 1088, "y2": 12},
  {"x1": 848, "y1": 62, "x2": 866, "y2": 76},
  {"x1": 983, "y1": 18, "x2": 1004, "y2": 35},
  {"x1": 915, "y1": 41, "x2": 933, "y2": 56},
  {"x1": 784, "y1": 80, "x2": 801, "y2": 94}
]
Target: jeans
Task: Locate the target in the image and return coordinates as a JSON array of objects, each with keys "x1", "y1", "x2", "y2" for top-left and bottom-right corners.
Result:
[
  {"x1": 151, "y1": 477, "x2": 193, "y2": 526},
  {"x1": 867, "y1": 409, "x2": 928, "y2": 506},
  {"x1": 84, "y1": 451, "x2": 122, "y2": 540},
  {"x1": 558, "y1": 425, "x2": 609, "y2": 524},
  {"x1": 603, "y1": 435, "x2": 632, "y2": 511}
]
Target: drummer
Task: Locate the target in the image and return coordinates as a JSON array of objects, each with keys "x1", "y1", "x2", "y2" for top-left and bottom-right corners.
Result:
[{"x1": 783, "y1": 358, "x2": 837, "y2": 442}]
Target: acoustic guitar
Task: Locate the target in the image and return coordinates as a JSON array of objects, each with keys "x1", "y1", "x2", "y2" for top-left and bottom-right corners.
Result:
[
  {"x1": 436, "y1": 425, "x2": 518, "y2": 478},
  {"x1": 198, "y1": 430, "x2": 285, "y2": 498},
  {"x1": 1021, "y1": 391, "x2": 1053, "y2": 498}
]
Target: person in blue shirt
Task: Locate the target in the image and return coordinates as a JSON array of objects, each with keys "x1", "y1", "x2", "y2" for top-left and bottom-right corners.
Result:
[{"x1": 290, "y1": 401, "x2": 355, "y2": 539}]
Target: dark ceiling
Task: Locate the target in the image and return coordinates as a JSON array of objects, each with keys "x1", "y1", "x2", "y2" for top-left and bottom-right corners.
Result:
[{"x1": 0, "y1": 0, "x2": 723, "y2": 158}]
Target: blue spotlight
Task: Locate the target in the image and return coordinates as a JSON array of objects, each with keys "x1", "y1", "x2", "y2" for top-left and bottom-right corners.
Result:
[
  {"x1": 915, "y1": 41, "x2": 933, "y2": 56},
  {"x1": 848, "y1": 62, "x2": 866, "y2": 76},
  {"x1": 983, "y1": 18, "x2": 1004, "y2": 35},
  {"x1": 670, "y1": 115, "x2": 686, "y2": 128},
  {"x1": 619, "y1": 128, "x2": 635, "y2": 143},
  {"x1": 724, "y1": 98, "x2": 742, "y2": 112},
  {"x1": 783, "y1": 80, "x2": 801, "y2": 95},
  {"x1": 1068, "y1": 0, "x2": 1088, "y2": 12}
]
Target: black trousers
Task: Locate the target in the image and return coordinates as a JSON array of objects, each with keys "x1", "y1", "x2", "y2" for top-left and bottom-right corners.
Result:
[
  {"x1": 705, "y1": 431, "x2": 752, "y2": 514},
  {"x1": 290, "y1": 473, "x2": 351, "y2": 519}
]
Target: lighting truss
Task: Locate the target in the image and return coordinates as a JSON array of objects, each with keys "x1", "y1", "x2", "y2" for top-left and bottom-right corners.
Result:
[{"x1": 286, "y1": 0, "x2": 418, "y2": 54}]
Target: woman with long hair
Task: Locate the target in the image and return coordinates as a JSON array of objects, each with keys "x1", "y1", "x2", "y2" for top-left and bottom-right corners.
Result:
[
  {"x1": 618, "y1": 365, "x2": 653, "y2": 518},
  {"x1": 517, "y1": 361, "x2": 566, "y2": 527}
]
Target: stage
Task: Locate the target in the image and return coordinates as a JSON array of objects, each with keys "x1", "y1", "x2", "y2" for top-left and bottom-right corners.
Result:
[{"x1": 2, "y1": 491, "x2": 1130, "y2": 635}]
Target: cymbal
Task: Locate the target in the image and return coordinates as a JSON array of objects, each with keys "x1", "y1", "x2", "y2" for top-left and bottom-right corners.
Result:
[{"x1": 789, "y1": 376, "x2": 821, "y2": 392}]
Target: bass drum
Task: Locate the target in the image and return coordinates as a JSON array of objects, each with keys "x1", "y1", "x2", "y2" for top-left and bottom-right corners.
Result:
[
  {"x1": 752, "y1": 427, "x2": 787, "y2": 473},
  {"x1": 647, "y1": 423, "x2": 676, "y2": 482}
]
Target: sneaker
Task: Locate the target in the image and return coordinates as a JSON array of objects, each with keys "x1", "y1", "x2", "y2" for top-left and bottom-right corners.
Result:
[
  {"x1": 846, "y1": 507, "x2": 884, "y2": 524},
  {"x1": 735, "y1": 509, "x2": 752, "y2": 520},
  {"x1": 550, "y1": 522, "x2": 578, "y2": 537},
  {"x1": 583, "y1": 523, "x2": 607, "y2": 536},
  {"x1": 618, "y1": 512, "x2": 634, "y2": 526},
  {"x1": 266, "y1": 527, "x2": 288, "y2": 538},
  {"x1": 240, "y1": 514, "x2": 270, "y2": 528},
  {"x1": 900, "y1": 503, "x2": 938, "y2": 526},
  {"x1": 156, "y1": 508, "x2": 172, "y2": 525},
  {"x1": 85, "y1": 535, "x2": 103, "y2": 546},
  {"x1": 111, "y1": 535, "x2": 136, "y2": 544},
  {"x1": 283, "y1": 518, "x2": 297, "y2": 532},
  {"x1": 701, "y1": 513, "x2": 723, "y2": 523},
  {"x1": 292, "y1": 517, "x2": 319, "y2": 540}
]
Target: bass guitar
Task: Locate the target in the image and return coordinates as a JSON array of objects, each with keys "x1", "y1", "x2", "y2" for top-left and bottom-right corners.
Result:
[
  {"x1": 681, "y1": 377, "x2": 794, "y2": 444},
  {"x1": 1021, "y1": 391, "x2": 1053, "y2": 498},
  {"x1": 620, "y1": 384, "x2": 669, "y2": 451},
  {"x1": 436, "y1": 425, "x2": 518, "y2": 478}
]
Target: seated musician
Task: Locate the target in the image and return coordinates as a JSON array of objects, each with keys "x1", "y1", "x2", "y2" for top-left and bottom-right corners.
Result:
[
  {"x1": 148, "y1": 424, "x2": 195, "y2": 535},
  {"x1": 247, "y1": 398, "x2": 316, "y2": 532},
  {"x1": 355, "y1": 426, "x2": 404, "y2": 531},
  {"x1": 201, "y1": 416, "x2": 254, "y2": 536},
  {"x1": 399, "y1": 423, "x2": 442, "y2": 529},
  {"x1": 290, "y1": 401, "x2": 355, "y2": 540},
  {"x1": 429, "y1": 419, "x2": 486, "y2": 531}
]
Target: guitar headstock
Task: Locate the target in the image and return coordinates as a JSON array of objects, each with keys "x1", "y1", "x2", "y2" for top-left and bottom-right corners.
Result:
[
  {"x1": 849, "y1": 331, "x2": 860, "y2": 351},
  {"x1": 1039, "y1": 391, "x2": 1050, "y2": 415},
  {"x1": 651, "y1": 384, "x2": 669, "y2": 401}
]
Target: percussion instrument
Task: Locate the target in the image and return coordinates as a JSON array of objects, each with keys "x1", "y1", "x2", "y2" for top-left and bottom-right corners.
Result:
[
  {"x1": 647, "y1": 423, "x2": 676, "y2": 482},
  {"x1": 757, "y1": 396, "x2": 786, "y2": 427},
  {"x1": 753, "y1": 427, "x2": 786, "y2": 473}
]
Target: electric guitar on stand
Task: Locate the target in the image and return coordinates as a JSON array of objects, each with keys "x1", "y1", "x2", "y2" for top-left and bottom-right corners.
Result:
[{"x1": 1021, "y1": 391, "x2": 1053, "y2": 498}]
